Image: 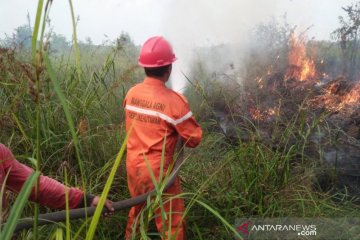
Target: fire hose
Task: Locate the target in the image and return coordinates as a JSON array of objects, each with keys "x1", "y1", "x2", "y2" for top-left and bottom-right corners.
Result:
[{"x1": 14, "y1": 145, "x2": 185, "y2": 233}]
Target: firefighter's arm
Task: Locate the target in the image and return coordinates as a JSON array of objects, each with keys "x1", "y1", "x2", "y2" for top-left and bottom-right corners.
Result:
[
  {"x1": 1, "y1": 144, "x2": 114, "y2": 211},
  {"x1": 173, "y1": 98, "x2": 202, "y2": 148},
  {"x1": 175, "y1": 115, "x2": 202, "y2": 148},
  {"x1": 4, "y1": 159, "x2": 83, "y2": 209}
]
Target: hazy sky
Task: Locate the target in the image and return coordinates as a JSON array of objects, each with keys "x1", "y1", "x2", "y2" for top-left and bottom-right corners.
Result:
[{"x1": 0, "y1": 0, "x2": 355, "y2": 45}]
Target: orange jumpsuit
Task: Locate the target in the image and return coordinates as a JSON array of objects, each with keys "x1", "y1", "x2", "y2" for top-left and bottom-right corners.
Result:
[{"x1": 124, "y1": 77, "x2": 202, "y2": 239}]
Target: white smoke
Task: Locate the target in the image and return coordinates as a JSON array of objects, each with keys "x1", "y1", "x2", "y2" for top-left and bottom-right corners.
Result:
[
  {"x1": 160, "y1": 0, "x2": 278, "y2": 92},
  {"x1": 158, "y1": 0, "x2": 354, "y2": 92}
]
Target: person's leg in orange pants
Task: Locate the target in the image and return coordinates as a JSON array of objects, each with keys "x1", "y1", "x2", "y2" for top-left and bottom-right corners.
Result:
[
  {"x1": 126, "y1": 202, "x2": 145, "y2": 239},
  {"x1": 125, "y1": 173, "x2": 185, "y2": 240},
  {"x1": 125, "y1": 166, "x2": 150, "y2": 239},
  {"x1": 154, "y1": 178, "x2": 185, "y2": 240}
]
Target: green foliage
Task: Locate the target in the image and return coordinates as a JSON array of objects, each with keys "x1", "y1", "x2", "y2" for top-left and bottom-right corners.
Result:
[
  {"x1": 0, "y1": 171, "x2": 40, "y2": 240},
  {"x1": 86, "y1": 131, "x2": 129, "y2": 240}
]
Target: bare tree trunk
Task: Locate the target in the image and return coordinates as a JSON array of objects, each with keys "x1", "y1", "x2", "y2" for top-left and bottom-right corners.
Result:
[{"x1": 349, "y1": 35, "x2": 358, "y2": 81}]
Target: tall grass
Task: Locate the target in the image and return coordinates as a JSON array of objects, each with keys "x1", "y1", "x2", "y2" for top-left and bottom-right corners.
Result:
[
  {"x1": 1, "y1": 1, "x2": 359, "y2": 239},
  {"x1": 86, "y1": 129, "x2": 130, "y2": 240},
  {"x1": 1, "y1": 0, "x2": 132, "y2": 239},
  {"x1": 32, "y1": 0, "x2": 47, "y2": 237},
  {"x1": 0, "y1": 171, "x2": 40, "y2": 240}
]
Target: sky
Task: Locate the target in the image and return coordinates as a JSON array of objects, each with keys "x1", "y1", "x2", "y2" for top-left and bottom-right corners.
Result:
[
  {"x1": 0, "y1": 0, "x2": 356, "y2": 91},
  {"x1": 0, "y1": 0, "x2": 355, "y2": 45}
]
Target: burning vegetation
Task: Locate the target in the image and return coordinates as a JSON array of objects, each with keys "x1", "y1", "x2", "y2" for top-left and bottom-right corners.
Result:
[
  {"x1": 285, "y1": 33, "x2": 317, "y2": 82},
  {"x1": 311, "y1": 78, "x2": 360, "y2": 112},
  {"x1": 248, "y1": 30, "x2": 360, "y2": 195},
  {"x1": 243, "y1": 31, "x2": 360, "y2": 122},
  {"x1": 188, "y1": 19, "x2": 360, "y2": 199}
]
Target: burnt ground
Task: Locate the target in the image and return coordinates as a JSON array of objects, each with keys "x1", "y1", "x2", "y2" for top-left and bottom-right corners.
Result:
[{"x1": 216, "y1": 75, "x2": 360, "y2": 198}]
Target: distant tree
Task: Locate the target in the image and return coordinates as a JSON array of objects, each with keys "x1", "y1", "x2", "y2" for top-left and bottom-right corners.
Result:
[
  {"x1": 115, "y1": 32, "x2": 138, "y2": 60},
  {"x1": 85, "y1": 37, "x2": 93, "y2": 46},
  {"x1": 331, "y1": 1, "x2": 360, "y2": 81},
  {"x1": 50, "y1": 33, "x2": 69, "y2": 52},
  {"x1": 14, "y1": 24, "x2": 32, "y2": 49},
  {"x1": 78, "y1": 37, "x2": 95, "y2": 53},
  {"x1": 116, "y1": 32, "x2": 133, "y2": 50}
]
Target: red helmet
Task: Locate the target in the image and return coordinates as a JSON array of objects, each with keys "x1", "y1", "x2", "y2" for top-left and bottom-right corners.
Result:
[{"x1": 138, "y1": 36, "x2": 177, "y2": 67}]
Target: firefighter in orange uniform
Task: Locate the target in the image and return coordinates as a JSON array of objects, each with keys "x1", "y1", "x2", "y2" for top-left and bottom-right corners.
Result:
[{"x1": 124, "y1": 36, "x2": 202, "y2": 239}]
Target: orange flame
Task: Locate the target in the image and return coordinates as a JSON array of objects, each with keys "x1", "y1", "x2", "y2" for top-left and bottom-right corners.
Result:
[
  {"x1": 249, "y1": 107, "x2": 280, "y2": 120},
  {"x1": 311, "y1": 81, "x2": 360, "y2": 111},
  {"x1": 249, "y1": 107, "x2": 263, "y2": 120},
  {"x1": 286, "y1": 33, "x2": 316, "y2": 81},
  {"x1": 342, "y1": 82, "x2": 360, "y2": 104},
  {"x1": 266, "y1": 107, "x2": 280, "y2": 116}
]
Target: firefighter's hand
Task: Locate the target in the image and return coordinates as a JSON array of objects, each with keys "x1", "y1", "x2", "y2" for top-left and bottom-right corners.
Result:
[{"x1": 91, "y1": 196, "x2": 115, "y2": 216}]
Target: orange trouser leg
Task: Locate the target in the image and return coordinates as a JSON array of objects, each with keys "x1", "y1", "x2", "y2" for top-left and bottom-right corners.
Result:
[
  {"x1": 125, "y1": 202, "x2": 145, "y2": 239},
  {"x1": 155, "y1": 178, "x2": 185, "y2": 240},
  {"x1": 125, "y1": 177, "x2": 185, "y2": 240}
]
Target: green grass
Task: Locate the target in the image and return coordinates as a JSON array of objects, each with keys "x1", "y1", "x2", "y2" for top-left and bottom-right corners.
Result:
[
  {"x1": 0, "y1": 0, "x2": 359, "y2": 239},
  {"x1": 0, "y1": 171, "x2": 40, "y2": 240}
]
